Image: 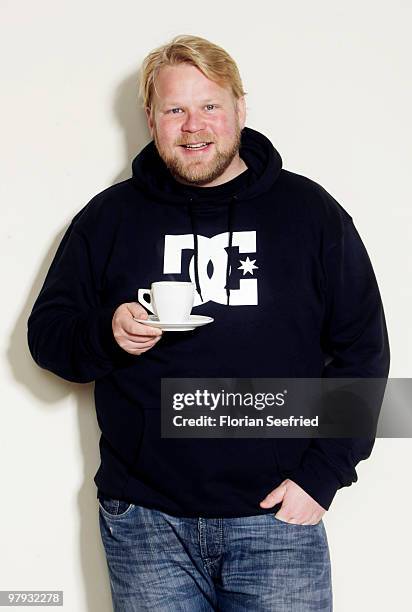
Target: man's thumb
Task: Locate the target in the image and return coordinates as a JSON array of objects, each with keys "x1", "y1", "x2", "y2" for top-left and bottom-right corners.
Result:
[
  {"x1": 127, "y1": 302, "x2": 148, "y2": 320},
  {"x1": 259, "y1": 481, "x2": 287, "y2": 508}
]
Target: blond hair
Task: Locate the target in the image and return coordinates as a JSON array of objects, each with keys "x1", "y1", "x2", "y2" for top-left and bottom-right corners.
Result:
[{"x1": 139, "y1": 35, "x2": 246, "y2": 110}]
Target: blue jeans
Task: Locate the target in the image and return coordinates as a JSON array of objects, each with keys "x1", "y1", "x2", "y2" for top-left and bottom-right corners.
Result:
[{"x1": 98, "y1": 496, "x2": 332, "y2": 611}]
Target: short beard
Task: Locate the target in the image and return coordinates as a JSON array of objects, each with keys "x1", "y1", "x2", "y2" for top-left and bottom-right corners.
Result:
[{"x1": 154, "y1": 126, "x2": 242, "y2": 186}]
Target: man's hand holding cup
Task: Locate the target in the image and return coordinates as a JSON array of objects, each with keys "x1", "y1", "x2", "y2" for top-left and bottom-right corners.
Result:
[{"x1": 112, "y1": 302, "x2": 162, "y2": 355}]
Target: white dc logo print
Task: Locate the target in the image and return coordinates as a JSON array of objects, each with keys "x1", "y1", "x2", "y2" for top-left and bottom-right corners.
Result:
[{"x1": 163, "y1": 231, "x2": 258, "y2": 306}]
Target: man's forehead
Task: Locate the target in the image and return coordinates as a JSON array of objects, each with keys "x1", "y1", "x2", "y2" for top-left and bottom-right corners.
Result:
[{"x1": 153, "y1": 64, "x2": 231, "y2": 102}]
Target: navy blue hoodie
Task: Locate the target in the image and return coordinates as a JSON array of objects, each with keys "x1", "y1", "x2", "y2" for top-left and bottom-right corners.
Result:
[{"x1": 27, "y1": 127, "x2": 390, "y2": 517}]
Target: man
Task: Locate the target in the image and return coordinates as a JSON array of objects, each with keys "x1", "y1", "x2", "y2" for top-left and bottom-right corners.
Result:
[{"x1": 27, "y1": 35, "x2": 390, "y2": 611}]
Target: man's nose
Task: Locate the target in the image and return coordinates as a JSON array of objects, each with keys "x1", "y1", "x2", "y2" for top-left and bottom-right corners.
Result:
[{"x1": 181, "y1": 110, "x2": 206, "y2": 132}]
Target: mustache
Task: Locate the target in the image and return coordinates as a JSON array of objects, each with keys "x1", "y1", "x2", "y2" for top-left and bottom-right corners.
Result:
[{"x1": 175, "y1": 134, "x2": 214, "y2": 146}]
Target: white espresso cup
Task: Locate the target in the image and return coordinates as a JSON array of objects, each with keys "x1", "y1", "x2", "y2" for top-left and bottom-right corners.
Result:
[{"x1": 137, "y1": 281, "x2": 195, "y2": 322}]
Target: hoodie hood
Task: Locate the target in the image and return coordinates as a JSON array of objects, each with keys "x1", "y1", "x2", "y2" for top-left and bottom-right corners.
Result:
[
  {"x1": 131, "y1": 126, "x2": 283, "y2": 305},
  {"x1": 131, "y1": 126, "x2": 283, "y2": 206}
]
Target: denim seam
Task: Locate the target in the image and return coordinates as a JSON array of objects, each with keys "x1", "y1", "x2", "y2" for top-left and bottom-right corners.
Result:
[{"x1": 98, "y1": 499, "x2": 135, "y2": 520}]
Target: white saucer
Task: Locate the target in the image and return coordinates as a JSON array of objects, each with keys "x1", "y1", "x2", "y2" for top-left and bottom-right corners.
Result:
[{"x1": 132, "y1": 314, "x2": 214, "y2": 331}]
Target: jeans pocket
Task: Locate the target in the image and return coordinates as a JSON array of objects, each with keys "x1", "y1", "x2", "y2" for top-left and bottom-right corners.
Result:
[
  {"x1": 273, "y1": 514, "x2": 321, "y2": 527},
  {"x1": 98, "y1": 495, "x2": 135, "y2": 518}
]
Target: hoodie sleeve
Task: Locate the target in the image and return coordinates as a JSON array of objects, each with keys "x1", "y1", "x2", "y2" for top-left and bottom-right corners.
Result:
[
  {"x1": 287, "y1": 211, "x2": 390, "y2": 510},
  {"x1": 27, "y1": 210, "x2": 127, "y2": 384}
]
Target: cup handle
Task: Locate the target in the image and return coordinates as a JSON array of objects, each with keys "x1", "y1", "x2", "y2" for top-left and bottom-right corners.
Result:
[{"x1": 137, "y1": 289, "x2": 155, "y2": 314}]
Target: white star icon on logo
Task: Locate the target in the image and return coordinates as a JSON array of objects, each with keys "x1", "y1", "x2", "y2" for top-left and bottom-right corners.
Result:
[{"x1": 238, "y1": 256, "x2": 258, "y2": 276}]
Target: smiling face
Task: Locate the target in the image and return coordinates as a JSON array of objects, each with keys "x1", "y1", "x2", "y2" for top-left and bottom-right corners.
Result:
[{"x1": 146, "y1": 63, "x2": 246, "y2": 186}]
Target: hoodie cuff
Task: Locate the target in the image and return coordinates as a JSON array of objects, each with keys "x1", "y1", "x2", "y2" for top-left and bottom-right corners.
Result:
[{"x1": 286, "y1": 450, "x2": 343, "y2": 511}]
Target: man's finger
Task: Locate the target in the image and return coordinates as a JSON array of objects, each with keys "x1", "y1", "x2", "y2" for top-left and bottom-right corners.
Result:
[
  {"x1": 126, "y1": 301, "x2": 149, "y2": 320},
  {"x1": 259, "y1": 481, "x2": 287, "y2": 508},
  {"x1": 303, "y1": 511, "x2": 322, "y2": 525},
  {"x1": 125, "y1": 326, "x2": 162, "y2": 338},
  {"x1": 119, "y1": 336, "x2": 161, "y2": 353},
  {"x1": 123, "y1": 320, "x2": 162, "y2": 337},
  {"x1": 124, "y1": 335, "x2": 161, "y2": 346},
  {"x1": 126, "y1": 338, "x2": 162, "y2": 355},
  {"x1": 274, "y1": 513, "x2": 295, "y2": 523}
]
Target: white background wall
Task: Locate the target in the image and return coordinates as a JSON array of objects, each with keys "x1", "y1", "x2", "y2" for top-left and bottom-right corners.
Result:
[{"x1": 2, "y1": 1, "x2": 411, "y2": 610}]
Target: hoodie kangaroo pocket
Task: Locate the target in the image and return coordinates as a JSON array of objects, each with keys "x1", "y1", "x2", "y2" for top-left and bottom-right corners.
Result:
[{"x1": 130, "y1": 409, "x2": 283, "y2": 505}]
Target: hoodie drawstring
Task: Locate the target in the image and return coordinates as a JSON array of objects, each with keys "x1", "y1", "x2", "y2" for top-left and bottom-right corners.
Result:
[
  {"x1": 188, "y1": 195, "x2": 237, "y2": 307},
  {"x1": 188, "y1": 199, "x2": 203, "y2": 302},
  {"x1": 225, "y1": 195, "x2": 237, "y2": 306}
]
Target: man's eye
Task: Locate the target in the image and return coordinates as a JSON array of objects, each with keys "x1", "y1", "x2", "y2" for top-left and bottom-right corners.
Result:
[
  {"x1": 205, "y1": 104, "x2": 216, "y2": 111},
  {"x1": 170, "y1": 108, "x2": 183, "y2": 114}
]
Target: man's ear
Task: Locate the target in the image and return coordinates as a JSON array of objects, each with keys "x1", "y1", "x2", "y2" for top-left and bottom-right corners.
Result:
[
  {"x1": 236, "y1": 96, "x2": 247, "y2": 130},
  {"x1": 145, "y1": 106, "x2": 154, "y2": 136}
]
